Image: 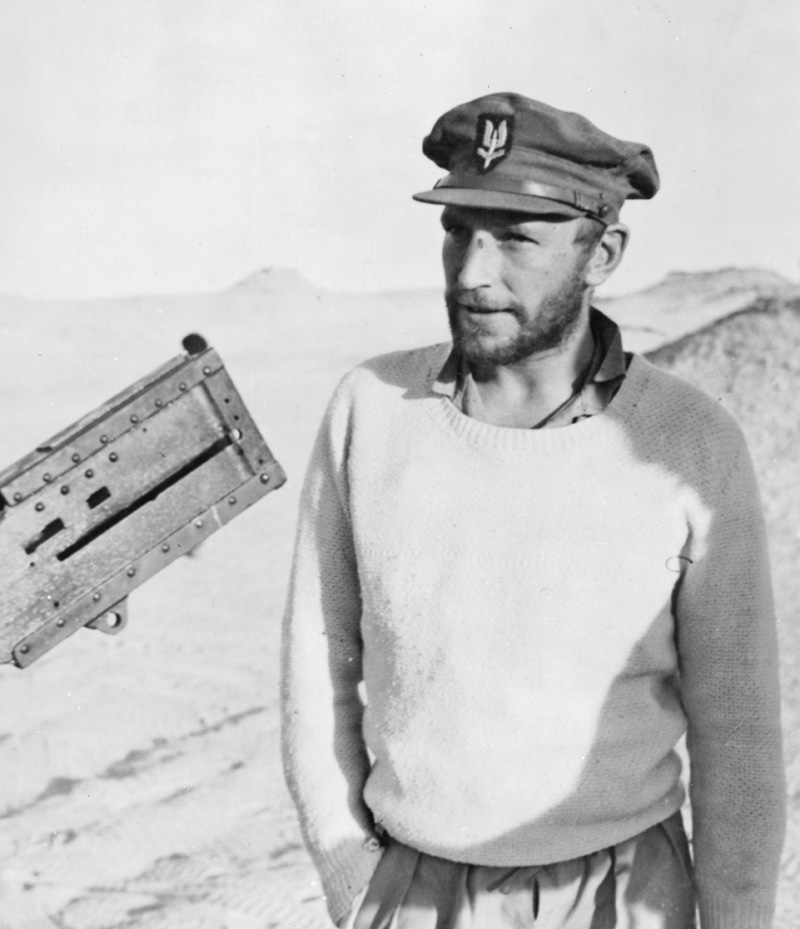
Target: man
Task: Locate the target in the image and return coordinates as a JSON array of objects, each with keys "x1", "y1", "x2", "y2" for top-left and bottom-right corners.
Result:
[{"x1": 280, "y1": 93, "x2": 785, "y2": 929}]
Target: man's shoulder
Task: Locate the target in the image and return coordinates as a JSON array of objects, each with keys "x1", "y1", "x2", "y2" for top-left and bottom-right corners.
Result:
[
  {"x1": 627, "y1": 354, "x2": 749, "y2": 453},
  {"x1": 338, "y1": 342, "x2": 451, "y2": 399},
  {"x1": 632, "y1": 354, "x2": 736, "y2": 418}
]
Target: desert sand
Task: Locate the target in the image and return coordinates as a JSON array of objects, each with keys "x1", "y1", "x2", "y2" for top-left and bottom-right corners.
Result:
[{"x1": 0, "y1": 268, "x2": 797, "y2": 928}]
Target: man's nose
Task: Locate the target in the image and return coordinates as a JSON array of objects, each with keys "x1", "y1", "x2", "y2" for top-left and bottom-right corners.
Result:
[{"x1": 456, "y1": 233, "x2": 497, "y2": 290}]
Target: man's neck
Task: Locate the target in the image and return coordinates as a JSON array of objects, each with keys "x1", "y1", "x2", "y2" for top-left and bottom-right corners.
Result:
[{"x1": 468, "y1": 308, "x2": 596, "y2": 429}]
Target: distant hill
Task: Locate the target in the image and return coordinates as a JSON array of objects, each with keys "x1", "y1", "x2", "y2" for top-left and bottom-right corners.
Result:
[
  {"x1": 599, "y1": 267, "x2": 800, "y2": 353},
  {"x1": 229, "y1": 266, "x2": 318, "y2": 293},
  {"x1": 2, "y1": 264, "x2": 797, "y2": 358}
]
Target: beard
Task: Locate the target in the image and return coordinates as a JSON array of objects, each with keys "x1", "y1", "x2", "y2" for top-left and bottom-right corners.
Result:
[{"x1": 445, "y1": 266, "x2": 588, "y2": 367}]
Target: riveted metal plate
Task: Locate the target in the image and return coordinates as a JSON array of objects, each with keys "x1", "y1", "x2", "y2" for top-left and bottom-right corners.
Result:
[
  {"x1": 1, "y1": 341, "x2": 285, "y2": 668},
  {"x1": 0, "y1": 351, "x2": 225, "y2": 506}
]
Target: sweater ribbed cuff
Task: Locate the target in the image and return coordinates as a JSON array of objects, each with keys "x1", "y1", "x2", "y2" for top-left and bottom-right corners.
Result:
[
  {"x1": 699, "y1": 891, "x2": 775, "y2": 929},
  {"x1": 317, "y1": 835, "x2": 384, "y2": 926}
]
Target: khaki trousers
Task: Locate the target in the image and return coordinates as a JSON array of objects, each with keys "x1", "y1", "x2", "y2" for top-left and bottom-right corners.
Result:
[{"x1": 341, "y1": 812, "x2": 695, "y2": 929}]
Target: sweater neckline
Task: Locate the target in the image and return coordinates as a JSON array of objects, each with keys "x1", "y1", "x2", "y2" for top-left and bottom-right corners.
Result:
[{"x1": 428, "y1": 351, "x2": 649, "y2": 452}]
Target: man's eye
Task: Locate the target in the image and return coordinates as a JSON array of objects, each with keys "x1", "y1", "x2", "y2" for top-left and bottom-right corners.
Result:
[
  {"x1": 501, "y1": 231, "x2": 535, "y2": 244},
  {"x1": 444, "y1": 225, "x2": 469, "y2": 238}
]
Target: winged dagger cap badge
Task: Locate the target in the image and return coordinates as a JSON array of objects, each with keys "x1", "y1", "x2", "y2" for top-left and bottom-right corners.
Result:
[{"x1": 474, "y1": 114, "x2": 514, "y2": 173}]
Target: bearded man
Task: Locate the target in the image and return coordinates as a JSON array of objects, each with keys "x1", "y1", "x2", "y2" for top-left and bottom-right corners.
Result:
[{"x1": 280, "y1": 93, "x2": 785, "y2": 929}]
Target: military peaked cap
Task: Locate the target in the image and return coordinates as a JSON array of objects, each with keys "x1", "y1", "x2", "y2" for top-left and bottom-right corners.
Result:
[{"x1": 413, "y1": 92, "x2": 659, "y2": 223}]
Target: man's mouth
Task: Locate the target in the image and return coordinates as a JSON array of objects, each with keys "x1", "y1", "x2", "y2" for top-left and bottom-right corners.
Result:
[
  {"x1": 456, "y1": 302, "x2": 512, "y2": 315},
  {"x1": 445, "y1": 294, "x2": 521, "y2": 327}
]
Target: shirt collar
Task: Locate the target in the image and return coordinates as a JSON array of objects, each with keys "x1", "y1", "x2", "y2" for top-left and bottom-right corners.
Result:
[
  {"x1": 589, "y1": 307, "x2": 626, "y2": 384},
  {"x1": 432, "y1": 307, "x2": 626, "y2": 399}
]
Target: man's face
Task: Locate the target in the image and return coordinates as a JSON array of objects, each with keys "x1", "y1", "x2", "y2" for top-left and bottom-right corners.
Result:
[{"x1": 441, "y1": 205, "x2": 596, "y2": 366}]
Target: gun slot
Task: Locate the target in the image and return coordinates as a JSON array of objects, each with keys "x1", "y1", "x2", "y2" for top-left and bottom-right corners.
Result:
[
  {"x1": 56, "y1": 434, "x2": 233, "y2": 563},
  {"x1": 24, "y1": 518, "x2": 67, "y2": 555},
  {"x1": 87, "y1": 487, "x2": 112, "y2": 509}
]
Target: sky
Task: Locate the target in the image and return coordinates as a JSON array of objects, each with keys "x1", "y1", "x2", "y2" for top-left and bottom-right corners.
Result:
[{"x1": 1, "y1": 0, "x2": 798, "y2": 299}]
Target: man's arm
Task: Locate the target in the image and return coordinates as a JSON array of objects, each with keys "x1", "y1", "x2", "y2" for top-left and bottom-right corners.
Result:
[
  {"x1": 280, "y1": 375, "x2": 382, "y2": 926},
  {"x1": 676, "y1": 429, "x2": 786, "y2": 929}
]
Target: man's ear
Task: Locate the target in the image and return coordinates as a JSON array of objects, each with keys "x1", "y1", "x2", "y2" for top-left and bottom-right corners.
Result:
[{"x1": 584, "y1": 223, "x2": 629, "y2": 288}]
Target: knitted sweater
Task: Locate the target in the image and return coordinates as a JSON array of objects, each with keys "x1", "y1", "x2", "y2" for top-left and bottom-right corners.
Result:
[{"x1": 280, "y1": 345, "x2": 786, "y2": 929}]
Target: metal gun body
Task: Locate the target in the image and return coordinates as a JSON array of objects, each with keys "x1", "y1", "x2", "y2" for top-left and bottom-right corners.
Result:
[{"x1": 0, "y1": 342, "x2": 285, "y2": 668}]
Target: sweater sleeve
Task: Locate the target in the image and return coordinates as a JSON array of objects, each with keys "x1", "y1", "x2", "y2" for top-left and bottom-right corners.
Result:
[
  {"x1": 675, "y1": 428, "x2": 786, "y2": 929},
  {"x1": 280, "y1": 375, "x2": 383, "y2": 926}
]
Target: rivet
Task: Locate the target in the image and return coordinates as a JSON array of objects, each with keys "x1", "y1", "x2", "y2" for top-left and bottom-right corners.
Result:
[
  {"x1": 100, "y1": 435, "x2": 109, "y2": 445},
  {"x1": 85, "y1": 469, "x2": 94, "y2": 479},
  {"x1": 56, "y1": 619, "x2": 65, "y2": 628},
  {"x1": 20, "y1": 645, "x2": 29, "y2": 654},
  {"x1": 109, "y1": 452, "x2": 118, "y2": 463},
  {"x1": 43, "y1": 473, "x2": 52, "y2": 483},
  {"x1": 13, "y1": 492, "x2": 22, "y2": 502},
  {"x1": 60, "y1": 485, "x2": 70, "y2": 495},
  {"x1": 130, "y1": 414, "x2": 139, "y2": 424},
  {"x1": 202, "y1": 366, "x2": 211, "y2": 375},
  {"x1": 259, "y1": 473, "x2": 270, "y2": 484},
  {"x1": 194, "y1": 519, "x2": 203, "y2": 528},
  {"x1": 228, "y1": 496, "x2": 237, "y2": 506},
  {"x1": 179, "y1": 382, "x2": 187, "y2": 391},
  {"x1": 126, "y1": 567, "x2": 136, "y2": 577},
  {"x1": 161, "y1": 543, "x2": 170, "y2": 553},
  {"x1": 92, "y1": 592, "x2": 102, "y2": 602},
  {"x1": 35, "y1": 502, "x2": 45, "y2": 512},
  {"x1": 71, "y1": 453, "x2": 81, "y2": 463},
  {"x1": 155, "y1": 398, "x2": 163, "y2": 408}
]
